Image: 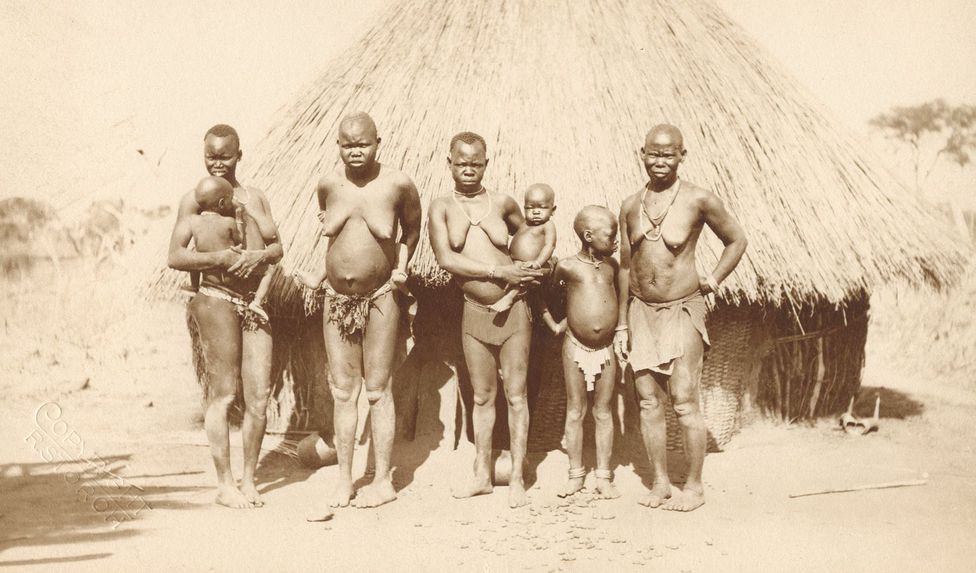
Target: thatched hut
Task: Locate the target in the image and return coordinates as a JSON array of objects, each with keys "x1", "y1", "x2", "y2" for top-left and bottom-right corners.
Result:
[{"x1": 148, "y1": 0, "x2": 967, "y2": 451}]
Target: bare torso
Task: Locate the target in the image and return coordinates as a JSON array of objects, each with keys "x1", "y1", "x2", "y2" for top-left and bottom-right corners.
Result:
[
  {"x1": 624, "y1": 180, "x2": 707, "y2": 303},
  {"x1": 558, "y1": 257, "x2": 618, "y2": 348},
  {"x1": 438, "y1": 191, "x2": 516, "y2": 305},
  {"x1": 191, "y1": 214, "x2": 240, "y2": 290},
  {"x1": 509, "y1": 223, "x2": 548, "y2": 262},
  {"x1": 320, "y1": 165, "x2": 403, "y2": 295}
]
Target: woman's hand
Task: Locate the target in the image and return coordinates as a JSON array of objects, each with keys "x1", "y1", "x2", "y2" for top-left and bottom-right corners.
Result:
[
  {"x1": 227, "y1": 246, "x2": 266, "y2": 279},
  {"x1": 613, "y1": 329, "x2": 630, "y2": 364},
  {"x1": 494, "y1": 263, "x2": 544, "y2": 287}
]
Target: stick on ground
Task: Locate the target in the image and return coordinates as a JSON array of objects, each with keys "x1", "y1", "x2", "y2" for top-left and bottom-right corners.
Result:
[{"x1": 789, "y1": 478, "x2": 927, "y2": 499}]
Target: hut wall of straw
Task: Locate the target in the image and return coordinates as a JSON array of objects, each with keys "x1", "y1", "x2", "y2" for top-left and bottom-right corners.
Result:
[
  {"x1": 755, "y1": 292, "x2": 870, "y2": 423},
  {"x1": 219, "y1": 285, "x2": 867, "y2": 452},
  {"x1": 152, "y1": 0, "x2": 969, "y2": 446}
]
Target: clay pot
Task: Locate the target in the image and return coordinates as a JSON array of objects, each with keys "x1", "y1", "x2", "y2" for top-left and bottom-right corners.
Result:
[
  {"x1": 492, "y1": 449, "x2": 512, "y2": 485},
  {"x1": 297, "y1": 434, "x2": 338, "y2": 468}
]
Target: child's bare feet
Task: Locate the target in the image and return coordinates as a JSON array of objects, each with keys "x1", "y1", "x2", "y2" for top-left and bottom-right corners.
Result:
[
  {"x1": 638, "y1": 482, "x2": 672, "y2": 508},
  {"x1": 488, "y1": 289, "x2": 518, "y2": 313},
  {"x1": 293, "y1": 270, "x2": 323, "y2": 290},
  {"x1": 247, "y1": 302, "x2": 269, "y2": 322},
  {"x1": 508, "y1": 479, "x2": 529, "y2": 508},
  {"x1": 557, "y1": 467, "x2": 586, "y2": 498},
  {"x1": 662, "y1": 487, "x2": 705, "y2": 512},
  {"x1": 215, "y1": 484, "x2": 253, "y2": 509},
  {"x1": 391, "y1": 269, "x2": 409, "y2": 294}
]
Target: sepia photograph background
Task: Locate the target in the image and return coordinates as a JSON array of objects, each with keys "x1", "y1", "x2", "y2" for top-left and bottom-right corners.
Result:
[{"x1": 2, "y1": 1, "x2": 974, "y2": 571}]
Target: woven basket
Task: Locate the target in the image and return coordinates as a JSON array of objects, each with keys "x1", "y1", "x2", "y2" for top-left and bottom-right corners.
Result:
[
  {"x1": 526, "y1": 325, "x2": 570, "y2": 452},
  {"x1": 664, "y1": 304, "x2": 761, "y2": 451}
]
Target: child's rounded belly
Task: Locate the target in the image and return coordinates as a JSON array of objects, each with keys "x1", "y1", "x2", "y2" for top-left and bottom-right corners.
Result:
[
  {"x1": 566, "y1": 290, "x2": 617, "y2": 347},
  {"x1": 509, "y1": 233, "x2": 545, "y2": 262}
]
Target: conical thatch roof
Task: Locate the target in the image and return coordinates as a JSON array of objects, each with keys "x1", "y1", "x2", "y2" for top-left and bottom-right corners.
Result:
[{"x1": 149, "y1": 0, "x2": 968, "y2": 309}]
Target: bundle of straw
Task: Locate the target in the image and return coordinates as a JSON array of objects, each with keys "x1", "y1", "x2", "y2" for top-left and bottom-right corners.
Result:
[{"x1": 146, "y1": 0, "x2": 968, "y2": 312}]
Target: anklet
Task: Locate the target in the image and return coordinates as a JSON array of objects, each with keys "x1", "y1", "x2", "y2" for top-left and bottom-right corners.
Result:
[
  {"x1": 568, "y1": 467, "x2": 587, "y2": 479},
  {"x1": 594, "y1": 468, "x2": 613, "y2": 480}
]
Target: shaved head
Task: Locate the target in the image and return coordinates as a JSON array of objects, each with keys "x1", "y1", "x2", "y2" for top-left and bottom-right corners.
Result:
[
  {"x1": 339, "y1": 112, "x2": 378, "y2": 140},
  {"x1": 194, "y1": 176, "x2": 233, "y2": 211},
  {"x1": 573, "y1": 205, "x2": 615, "y2": 241},
  {"x1": 524, "y1": 183, "x2": 555, "y2": 204},
  {"x1": 644, "y1": 124, "x2": 684, "y2": 151},
  {"x1": 337, "y1": 112, "x2": 381, "y2": 170},
  {"x1": 450, "y1": 131, "x2": 487, "y2": 154}
]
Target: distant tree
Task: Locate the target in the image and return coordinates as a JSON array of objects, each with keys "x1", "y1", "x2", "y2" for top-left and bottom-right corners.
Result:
[
  {"x1": 869, "y1": 99, "x2": 976, "y2": 190},
  {"x1": 0, "y1": 197, "x2": 59, "y2": 275}
]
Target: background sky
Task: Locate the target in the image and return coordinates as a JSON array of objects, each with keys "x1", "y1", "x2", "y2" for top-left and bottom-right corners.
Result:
[{"x1": 2, "y1": 0, "x2": 974, "y2": 213}]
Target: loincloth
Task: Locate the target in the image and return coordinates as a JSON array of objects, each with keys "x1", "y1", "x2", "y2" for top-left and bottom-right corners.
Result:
[
  {"x1": 299, "y1": 279, "x2": 417, "y2": 342},
  {"x1": 566, "y1": 330, "x2": 613, "y2": 392},
  {"x1": 462, "y1": 296, "x2": 532, "y2": 347},
  {"x1": 198, "y1": 284, "x2": 270, "y2": 333},
  {"x1": 628, "y1": 291, "x2": 710, "y2": 375}
]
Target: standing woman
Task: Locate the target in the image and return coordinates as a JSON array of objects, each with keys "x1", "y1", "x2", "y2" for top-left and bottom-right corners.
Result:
[
  {"x1": 296, "y1": 112, "x2": 422, "y2": 515},
  {"x1": 168, "y1": 124, "x2": 283, "y2": 509}
]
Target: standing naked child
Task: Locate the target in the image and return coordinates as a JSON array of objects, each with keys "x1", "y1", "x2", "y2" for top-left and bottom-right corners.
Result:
[
  {"x1": 489, "y1": 183, "x2": 560, "y2": 332},
  {"x1": 552, "y1": 205, "x2": 621, "y2": 499}
]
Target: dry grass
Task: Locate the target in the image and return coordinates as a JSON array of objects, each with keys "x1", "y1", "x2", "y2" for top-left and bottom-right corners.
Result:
[
  {"x1": 866, "y1": 260, "x2": 976, "y2": 393},
  {"x1": 1, "y1": 257, "x2": 192, "y2": 397},
  {"x1": 145, "y1": 0, "x2": 969, "y2": 310}
]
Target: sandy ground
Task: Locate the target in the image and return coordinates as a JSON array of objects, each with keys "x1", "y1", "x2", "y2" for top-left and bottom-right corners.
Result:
[{"x1": 1, "y1": 267, "x2": 975, "y2": 572}]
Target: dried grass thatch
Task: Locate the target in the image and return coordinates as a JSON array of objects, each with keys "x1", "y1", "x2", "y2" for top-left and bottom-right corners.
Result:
[
  {"x1": 144, "y1": 0, "x2": 972, "y2": 439},
  {"x1": 147, "y1": 0, "x2": 968, "y2": 310}
]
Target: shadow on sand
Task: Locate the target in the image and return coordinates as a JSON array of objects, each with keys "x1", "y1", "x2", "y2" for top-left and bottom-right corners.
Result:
[
  {"x1": 0, "y1": 455, "x2": 206, "y2": 565},
  {"x1": 851, "y1": 385, "x2": 924, "y2": 419}
]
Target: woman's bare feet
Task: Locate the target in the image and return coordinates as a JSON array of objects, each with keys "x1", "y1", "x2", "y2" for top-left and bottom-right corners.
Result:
[
  {"x1": 637, "y1": 482, "x2": 672, "y2": 508},
  {"x1": 452, "y1": 474, "x2": 493, "y2": 499},
  {"x1": 215, "y1": 484, "x2": 253, "y2": 509},
  {"x1": 593, "y1": 478, "x2": 621, "y2": 500},
  {"x1": 508, "y1": 479, "x2": 529, "y2": 508},
  {"x1": 662, "y1": 487, "x2": 705, "y2": 512},
  {"x1": 557, "y1": 467, "x2": 587, "y2": 499},
  {"x1": 354, "y1": 477, "x2": 397, "y2": 509},
  {"x1": 239, "y1": 481, "x2": 264, "y2": 507},
  {"x1": 329, "y1": 478, "x2": 355, "y2": 507}
]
